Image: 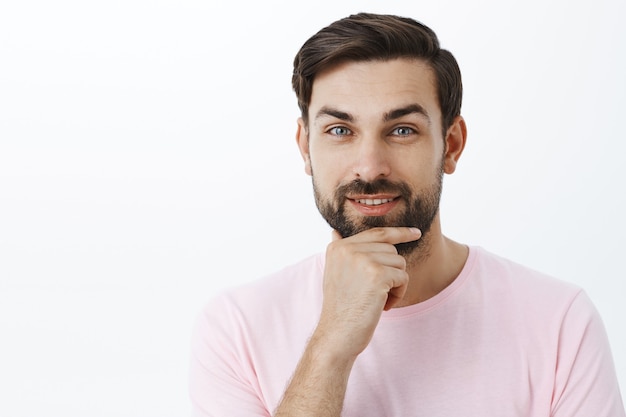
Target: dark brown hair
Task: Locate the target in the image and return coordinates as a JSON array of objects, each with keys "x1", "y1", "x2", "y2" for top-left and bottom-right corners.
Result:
[{"x1": 292, "y1": 13, "x2": 462, "y2": 134}]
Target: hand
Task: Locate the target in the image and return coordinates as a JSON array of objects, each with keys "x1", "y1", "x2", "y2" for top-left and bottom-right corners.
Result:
[{"x1": 315, "y1": 227, "x2": 422, "y2": 360}]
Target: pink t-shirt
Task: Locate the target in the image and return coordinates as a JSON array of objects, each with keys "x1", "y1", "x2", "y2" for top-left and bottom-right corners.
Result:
[{"x1": 189, "y1": 246, "x2": 625, "y2": 416}]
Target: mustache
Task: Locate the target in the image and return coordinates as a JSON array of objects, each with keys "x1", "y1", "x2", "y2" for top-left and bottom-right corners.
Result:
[{"x1": 335, "y1": 179, "x2": 412, "y2": 199}]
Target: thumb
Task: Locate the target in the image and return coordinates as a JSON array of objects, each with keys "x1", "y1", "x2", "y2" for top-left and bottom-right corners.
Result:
[{"x1": 331, "y1": 230, "x2": 343, "y2": 242}]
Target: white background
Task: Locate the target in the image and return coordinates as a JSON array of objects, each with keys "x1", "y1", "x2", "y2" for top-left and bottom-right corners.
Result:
[{"x1": 1, "y1": 0, "x2": 625, "y2": 415}]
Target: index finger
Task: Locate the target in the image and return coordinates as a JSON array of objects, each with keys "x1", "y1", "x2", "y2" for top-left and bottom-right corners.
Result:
[{"x1": 348, "y1": 227, "x2": 422, "y2": 245}]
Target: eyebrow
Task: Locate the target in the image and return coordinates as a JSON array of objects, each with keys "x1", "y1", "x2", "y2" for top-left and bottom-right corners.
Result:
[
  {"x1": 314, "y1": 104, "x2": 431, "y2": 125},
  {"x1": 315, "y1": 106, "x2": 354, "y2": 123},
  {"x1": 384, "y1": 104, "x2": 431, "y2": 125}
]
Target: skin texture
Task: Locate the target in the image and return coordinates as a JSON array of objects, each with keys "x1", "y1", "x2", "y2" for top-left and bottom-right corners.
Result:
[{"x1": 274, "y1": 58, "x2": 469, "y2": 417}]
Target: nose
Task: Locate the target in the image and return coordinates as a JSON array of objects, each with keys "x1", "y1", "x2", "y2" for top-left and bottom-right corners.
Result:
[{"x1": 352, "y1": 137, "x2": 391, "y2": 182}]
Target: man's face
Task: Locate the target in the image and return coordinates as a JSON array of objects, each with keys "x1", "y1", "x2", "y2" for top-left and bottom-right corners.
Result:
[{"x1": 297, "y1": 58, "x2": 458, "y2": 255}]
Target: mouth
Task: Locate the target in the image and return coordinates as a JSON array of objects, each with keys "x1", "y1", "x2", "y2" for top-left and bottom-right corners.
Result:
[
  {"x1": 353, "y1": 197, "x2": 397, "y2": 206},
  {"x1": 347, "y1": 195, "x2": 400, "y2": 216}
]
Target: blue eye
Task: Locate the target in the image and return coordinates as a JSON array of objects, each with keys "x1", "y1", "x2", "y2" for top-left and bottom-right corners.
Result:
[
  {"x1": 393, "y1": 127, "x2": 415, "y2": 136},
  {"x1": 328, "y1": 126, "x2": 351, "y2": 136}
]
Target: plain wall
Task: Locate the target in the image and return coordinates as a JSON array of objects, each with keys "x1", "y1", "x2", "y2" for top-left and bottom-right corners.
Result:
[{"x1": 1, "y1": 0, "x2": 624, "y2": 415}]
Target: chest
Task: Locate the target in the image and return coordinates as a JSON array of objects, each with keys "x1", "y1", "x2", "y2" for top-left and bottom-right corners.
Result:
[{"x1": 340, "y1": 308, "x2": 557, "y2": 416}]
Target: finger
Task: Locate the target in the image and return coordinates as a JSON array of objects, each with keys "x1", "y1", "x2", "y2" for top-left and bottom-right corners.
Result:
[
  {"x1": 383, "y1": 268, "x2": 410, "y2": 310},
  {"x1": 326, "y1": 239, "x2": 404, "y2": 264},
  {"x1": 362, "y1": 251, "x2": 407, "y2": 270},
  {"x1": 384, "y1": 286, "x2": 408, "y2": 310},
  {"x1": 354, "y1": 241, "x2": 405, "y2": 254},
  {"x1": 349, "y1": 227, "x2": 422, "y2": 245},
  {"x1": 331, "y1": 229, "x2": 342, "y2": 242}
]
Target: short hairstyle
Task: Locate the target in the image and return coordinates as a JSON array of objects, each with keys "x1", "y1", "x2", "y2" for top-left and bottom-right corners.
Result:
[{"x1": 292, "y1": 13, "x2": 463, "y2": 135}]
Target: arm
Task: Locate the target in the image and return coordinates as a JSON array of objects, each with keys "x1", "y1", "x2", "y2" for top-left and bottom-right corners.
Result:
[
  {"x1": 273, "y1": 227, "x2": 421, "y2": 416},
  {"x1": 551, "y1": 291, "x2": 625, "y2": 417},
  {"x1": 189, "y1": 297, "x2": 272, "y2": 417},
  {"x1": 273, "y1": 329, "x2": 355, "y2": 417}
]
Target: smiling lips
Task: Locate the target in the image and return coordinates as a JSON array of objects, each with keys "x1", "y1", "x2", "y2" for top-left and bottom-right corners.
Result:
[
  {"x1": 354, "y1": 198, "x2": 394, "y2": 206},
  {"x1": 348, "y1": 195, "x2": 400, "y2": 216}
]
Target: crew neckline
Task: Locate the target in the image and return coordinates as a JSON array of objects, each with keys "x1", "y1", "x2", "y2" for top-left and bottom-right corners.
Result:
[{"x1": 378, "y1": 245, "x2": 479, "y2": 319}]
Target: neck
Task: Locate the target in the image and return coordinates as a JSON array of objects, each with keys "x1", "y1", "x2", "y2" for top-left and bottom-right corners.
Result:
[{"x1": 397, "y1": 215, "x2": 468, "y2": 306}]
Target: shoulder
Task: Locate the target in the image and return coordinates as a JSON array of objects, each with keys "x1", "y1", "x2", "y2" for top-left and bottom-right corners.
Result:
[
  {"x1": 191, "y1": 253, "x2": 325, "y2": 376},
  {"x1": 467, "y1": 246, "x2": 593, "y2": 320},
  {"x1": 471, "y1": 246, "x2": 582, "y2": 296},
  {"x1": 201, "y1": 252, "x2": 325, "y2": 323},
  {"x1": 465, "y1": 246, "x2": 606, "y2": 350}
]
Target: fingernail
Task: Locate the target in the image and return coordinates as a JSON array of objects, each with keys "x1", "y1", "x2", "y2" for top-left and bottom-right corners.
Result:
[{"x1": 409, "y1": 227, "x2": 421, "y2": 235}]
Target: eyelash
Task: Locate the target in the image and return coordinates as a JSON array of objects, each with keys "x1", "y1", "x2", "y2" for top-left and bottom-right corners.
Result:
[
  {"x1": 327, "y1": 126, "x2": 352, "y2": 137},
  {"x1": 392, "y1": 126, "x2": 416, "y2": 136},
  {"x1": 325, "y1": 126, "x2": 417, "y2": 137}
]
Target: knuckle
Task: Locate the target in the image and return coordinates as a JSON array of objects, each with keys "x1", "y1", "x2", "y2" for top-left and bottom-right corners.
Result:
[
  {"x1": 365, "y1": 259, "x2": 382, "y2": 272},
  {"x1": 400, "y1": 269, "x2": 410, "y2": 282},
  {"x1": 327, "y1": 240, "x2": 353, "y2": 259},
  {"x1": 369, "y1": 227, "x2": 388, "y2": 240}
]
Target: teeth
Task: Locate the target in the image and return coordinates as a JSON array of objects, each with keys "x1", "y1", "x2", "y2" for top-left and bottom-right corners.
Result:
[{"x1": 356, "y1": 198, "x2": 393, "y2": 206}]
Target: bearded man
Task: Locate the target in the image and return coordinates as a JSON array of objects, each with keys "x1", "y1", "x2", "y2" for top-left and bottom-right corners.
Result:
[{"x1": 189, "y1": 12, "x2": 625, "y2": 417}]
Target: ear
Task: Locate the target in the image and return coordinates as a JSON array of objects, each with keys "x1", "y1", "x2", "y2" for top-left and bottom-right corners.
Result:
[
  {"x1": 296, "y1": 118, "x2": 312, "y2": 176},
  {"x1": 443, "y1": 115, "x2": 467, "y2": 174}
]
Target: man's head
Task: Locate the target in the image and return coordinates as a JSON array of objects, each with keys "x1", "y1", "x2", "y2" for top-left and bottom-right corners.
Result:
[
  {"x1": 293, "y1": 14, "x2": 466, "y2": 256},
  {"x1": 292, "y1": 13, "x2": 463, "y2": 136}
]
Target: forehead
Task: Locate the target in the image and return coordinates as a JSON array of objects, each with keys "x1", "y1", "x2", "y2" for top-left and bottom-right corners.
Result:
[{"x1": 309, "y1": 58, "x2": 440, "y2": 123}]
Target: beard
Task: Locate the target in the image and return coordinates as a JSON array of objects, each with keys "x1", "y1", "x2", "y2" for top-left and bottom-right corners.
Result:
[{"x1": 313, "y1": 167, "x2": 443, "y2": 257}]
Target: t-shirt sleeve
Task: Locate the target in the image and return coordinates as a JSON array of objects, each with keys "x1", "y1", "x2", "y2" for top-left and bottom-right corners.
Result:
[
  {"x1": 189, "y1": 296, "x2": 272, "y2": 417},
  {"x1": 551, "y1": 290, "x2": 625, "y2": 416}
]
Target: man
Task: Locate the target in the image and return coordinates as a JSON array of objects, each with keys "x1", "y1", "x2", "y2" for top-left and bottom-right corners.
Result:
[{"x1": 190, "y1": 13, "x2": 625, "y2": 416}]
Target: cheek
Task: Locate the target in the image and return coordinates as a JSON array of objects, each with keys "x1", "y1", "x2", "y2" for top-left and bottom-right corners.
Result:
[
  {"x1": 396, "y1": 152, "x2": 443, "y2": 186},
  {"x1": 309, "y1": 138, "x2": 365, "y2": 182},
  {"x1": 310, "y1": 160, "x2": 345, "y2": 197},
  {"x1": 309, "y1": 147, "x2": 344, "y2": 179}
]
